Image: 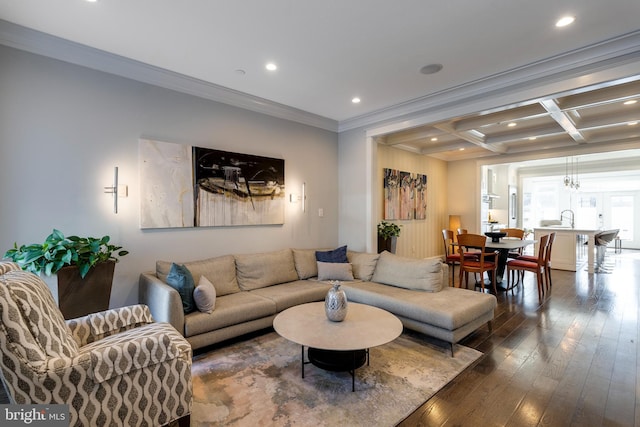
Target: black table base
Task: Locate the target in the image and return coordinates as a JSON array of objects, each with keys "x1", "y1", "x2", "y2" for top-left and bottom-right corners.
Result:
[{"x1": 302, "y1": 346, "x2": 369, "y2": 391}]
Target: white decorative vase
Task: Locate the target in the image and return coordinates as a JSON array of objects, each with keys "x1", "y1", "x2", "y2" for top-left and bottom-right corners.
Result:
[{"x1": 325, "y1": 281, "x2": 348, "y2": 322}]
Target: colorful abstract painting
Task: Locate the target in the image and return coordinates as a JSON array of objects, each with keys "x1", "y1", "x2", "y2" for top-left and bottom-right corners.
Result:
[{"x1": 383, "y1": 168, "x2": 427, "y2": 220}]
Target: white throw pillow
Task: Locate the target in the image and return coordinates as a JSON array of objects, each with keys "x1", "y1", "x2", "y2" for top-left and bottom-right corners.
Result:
[
  {"x1": 193, "y1": 276, "x2": 216, "y2": 313},
  {"x1": 317, "y1": 262, "x2": 355, "y2": 281}
]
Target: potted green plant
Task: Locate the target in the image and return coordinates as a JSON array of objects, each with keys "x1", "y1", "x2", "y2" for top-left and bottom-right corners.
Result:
[
  {"x1": 4, "y1": 229, "x2": 128, "y2": 319},
  {"x1": 377, "y1": 221, "x2": 401, "y2": 254}
]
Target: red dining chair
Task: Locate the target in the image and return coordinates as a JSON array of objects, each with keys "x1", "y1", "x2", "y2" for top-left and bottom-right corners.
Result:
[
  {"x1": 457, "y1": 233, "x2": 499, "y2": 294},
  {"x1": 516, "y1": 231, "x2": 554, "y2": 294},
  {"x1": 442, "y1": 229, "x2": 477, "y2": 287},
  {"x1": 507, "y1": 233, "x2": 549, "y2": 301},
  {"x1": 543, "y1": 232, "x2": 555, "y2": 293}
]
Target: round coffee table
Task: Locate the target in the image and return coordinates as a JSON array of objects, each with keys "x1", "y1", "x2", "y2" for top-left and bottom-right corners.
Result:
[{"x1": 273, "y1": 302, "x2": 403, "y2": 391}]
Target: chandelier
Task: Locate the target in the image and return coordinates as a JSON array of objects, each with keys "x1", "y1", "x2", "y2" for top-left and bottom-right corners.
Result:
[{"x1": 563, "y1": 156, "x2": 580, "y2": 190}]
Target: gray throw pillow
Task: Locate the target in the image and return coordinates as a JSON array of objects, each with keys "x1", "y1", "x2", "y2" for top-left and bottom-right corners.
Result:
[
  {"x1": 193, "y1": 275, "x2": 216, "y2": 313},
  {"x1": 317, "y1": 261, "x2": 354, "y2": 281}
]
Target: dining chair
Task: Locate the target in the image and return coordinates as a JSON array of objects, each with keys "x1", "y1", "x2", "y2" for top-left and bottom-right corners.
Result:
[
  {"x1": 457, "y1": 228, "x2": 468, "y2": 236},
  {"x1": 507, "y1": 233, "x2": 549, "y2": 301},
  {"x1": 457, "y1": 233, "x2": 499, "y2": 294},
  {"x1": 500, "y1": 228, "x2": 526, "y2": 259},
  {"x1": 441, "y1": 229, "x2": 478, "y2": 287},
  {"x1": 544, "y1": 232, "x2": 555, "y2": 292}
]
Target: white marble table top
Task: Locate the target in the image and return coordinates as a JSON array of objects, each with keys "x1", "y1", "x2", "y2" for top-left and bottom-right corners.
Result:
[{"x1": 273, "y1": 302, "x2": 403, "y2": 351}]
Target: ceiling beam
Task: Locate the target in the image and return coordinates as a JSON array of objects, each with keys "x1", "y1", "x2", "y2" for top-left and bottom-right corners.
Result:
[
  {"x1": 433, "y1": 123, "x2": 508, "y2": 153},
  {"x1": 539, "y1": 99, "x2": 586, "y2": 143}
]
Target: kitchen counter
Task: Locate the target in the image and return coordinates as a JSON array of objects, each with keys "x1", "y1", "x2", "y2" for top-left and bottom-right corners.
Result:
[{"x1": 534, "y1": 227, "x2": 600, "y2": 273}]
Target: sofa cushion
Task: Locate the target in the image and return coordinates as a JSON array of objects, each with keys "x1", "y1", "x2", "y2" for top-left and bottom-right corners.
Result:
[
  {"x1": 347, "y1": 251, "x2": 380, "y2": 281},
  {"x1": 342, "y1": 282, "x2": 496, "y2": 331},
  {"x1": 372, "y1": 251, "x2": 443, "y2": 292},
  {"x1": 166, "y1": 263, "x2": 196, "y2": 313},
  {"x1": 157, "y1": 255, "x2": 240, "y2": 297},
  {"x1": 194, "y1": 276, "x2": 216, "y2": 313},
  {"x1": 249, "y1": 280, "x2": 332, "y2": 312},
  {"x1": 235, "y1": 249, "x2": 299, "y2": 291},
  {"x1": 317, "y1": 261, "x2": 355, "y2": 281},
  {"x1": 183, "y1": 292, "x2": 276, "y2": 337},
  {"x1": 292, "y1": 249, "x2": 319, "y2": 279},
  {"x1": 315, "y1": 245, "x2": 348, "y2": 263}
]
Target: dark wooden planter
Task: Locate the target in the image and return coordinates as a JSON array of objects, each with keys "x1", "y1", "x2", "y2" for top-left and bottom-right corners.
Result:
[
  {"x1": 377, "y1": 236, "x2": 397, "y2": 254},
  {"x1": 56, "y1": 261, "x2": 115, "y2": 319}
]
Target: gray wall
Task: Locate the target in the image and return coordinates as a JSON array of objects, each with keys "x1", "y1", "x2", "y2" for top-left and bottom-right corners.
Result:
[{"x1": 0, "y1": 45, "x2": 339, "y2": 308}]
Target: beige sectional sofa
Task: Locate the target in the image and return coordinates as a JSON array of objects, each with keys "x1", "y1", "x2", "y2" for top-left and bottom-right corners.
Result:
[{"x1": 139, "y1": 248, "x2": 496, "y2": 355}]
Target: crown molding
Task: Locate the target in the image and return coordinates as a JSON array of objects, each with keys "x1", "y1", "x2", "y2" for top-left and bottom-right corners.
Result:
[
  {"x1": 339, "y1": 30, "x2": 640, "y2": 133},
  {"x1": 0, "y1": 19, "x2": 339, "y2": 132}
]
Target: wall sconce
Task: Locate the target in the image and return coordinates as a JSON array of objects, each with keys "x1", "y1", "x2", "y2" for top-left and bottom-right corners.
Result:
[
  {"x1": 289, "y1": 182, "x2": 306, "y2": 212},
  {"x1": 104, "y1": 167, "x2": 128, "y2": 214}
]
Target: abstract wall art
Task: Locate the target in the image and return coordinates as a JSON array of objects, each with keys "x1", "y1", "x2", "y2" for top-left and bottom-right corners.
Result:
[
  {"x1": 382, "y1": 168, "x2": 427, "y2": 221},
  {"x1": 140, "y1": 139, "x2": 285, "y2": 229}
]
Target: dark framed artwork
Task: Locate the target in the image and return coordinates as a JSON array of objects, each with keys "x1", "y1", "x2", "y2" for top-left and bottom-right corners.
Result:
[{"x1": 194, "y1": 147, "x2": 285, "y2": 226}]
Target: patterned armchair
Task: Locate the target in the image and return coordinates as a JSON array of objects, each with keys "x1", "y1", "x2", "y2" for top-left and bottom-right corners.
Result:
[{"x1": 0, "y1": 262, "x2": 192, "y2": 426}]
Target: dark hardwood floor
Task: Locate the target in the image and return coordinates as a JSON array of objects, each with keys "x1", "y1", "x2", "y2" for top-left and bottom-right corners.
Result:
[{"x1": 399, "y1": 249, "x2": 640, "y2": 427}]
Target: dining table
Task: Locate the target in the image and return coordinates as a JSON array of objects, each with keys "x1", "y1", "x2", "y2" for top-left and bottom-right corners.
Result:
[
  {"x1": 485, "y1": 238, "x2": 536, "y2": 283},
  {"x1": 454, "y1": 237, "x2": 535, "y2": 289}
]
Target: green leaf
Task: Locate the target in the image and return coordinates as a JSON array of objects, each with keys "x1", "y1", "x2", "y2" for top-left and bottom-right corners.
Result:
[{"x1": 78, "y1": 263, "x2": 90, "y2": 279}]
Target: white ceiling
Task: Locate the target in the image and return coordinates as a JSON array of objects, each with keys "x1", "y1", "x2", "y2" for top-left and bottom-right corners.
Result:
[
  {"x1": 1, "y1": 0, "x2": 639, "y2": 125},
  {"x1": 0, "y1": 0, "x2": 640, "y2": 164}
]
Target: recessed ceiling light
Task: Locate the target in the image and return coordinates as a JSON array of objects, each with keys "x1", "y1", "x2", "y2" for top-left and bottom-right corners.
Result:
[
  {"x1": 629, "y1": 121, "x2": 638, "y2": 126},
  {"x1": 507, "y1": 122, "x2": 517, "y2": 127},
  {"x1": 529, "y1": 136, "x2": 537, "y2": 140},
  {"x1": 265, "y1": 63, "x2": 277, "y2": 71},
  {"x1": 420, "y1": 64, "x2": 443, "y2": 75},
  {"x1": 430, "y1": 137, "x2": 438, "y2": 142},
  {"x1": 458, "y1": 148, "x2": 465, "y2": 151},
  {"x1": 624, "y1": 99, "x2": 637, "y2": 105},
  {"x1": 352, "y1": 97, "x2": 361, "y2": 104},
  {"x1": 556, "y1": 16, "x2": 575, "y2": 27}
]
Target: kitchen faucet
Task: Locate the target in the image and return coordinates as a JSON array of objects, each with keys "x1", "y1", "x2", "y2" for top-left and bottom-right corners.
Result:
[{"x1": 560, "y1": 209, "x2": 575, "y2": 228}]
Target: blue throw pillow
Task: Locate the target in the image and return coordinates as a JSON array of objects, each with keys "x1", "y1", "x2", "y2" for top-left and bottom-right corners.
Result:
[
  {"x1": 316, "y1": 245, "x2": 348, "y2": 263},
  {"x1": 166, "y1": 263, "x2": 196, "y2": 313}
]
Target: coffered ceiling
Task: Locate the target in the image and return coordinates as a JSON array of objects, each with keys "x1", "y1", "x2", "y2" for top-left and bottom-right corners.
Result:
[{"x1": 379, "y1": 77, "x2": 640, "y2": 161}]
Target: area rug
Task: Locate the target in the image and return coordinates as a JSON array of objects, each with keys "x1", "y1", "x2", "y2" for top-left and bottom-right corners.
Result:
[{"x1": 190, "y1": 331, "x2": 482, "y2": 426}]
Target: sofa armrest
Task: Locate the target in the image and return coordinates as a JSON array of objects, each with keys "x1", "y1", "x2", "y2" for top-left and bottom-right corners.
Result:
[
  {"x1": 424, "y1": 255, "x2": 448, "y2": 287},
  {"x1": 442, "y1": 262, "x2": 449, "y2": 287},
  {"x1": 139, "y1": 272, "x2": 185, "y2": 335}
]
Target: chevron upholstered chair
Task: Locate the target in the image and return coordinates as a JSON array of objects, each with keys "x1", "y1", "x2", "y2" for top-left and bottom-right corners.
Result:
[{"x1": 0, "y1": 261, "x2": 192, "y2": 426}]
